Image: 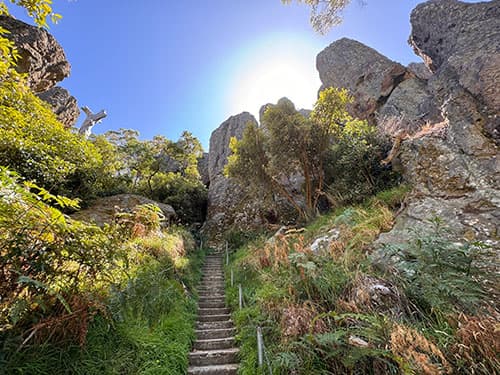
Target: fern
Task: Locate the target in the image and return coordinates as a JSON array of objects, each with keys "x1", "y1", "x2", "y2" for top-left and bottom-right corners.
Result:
[{"x1": 383, "y1": 222, "x2": 489, "y2": 314}]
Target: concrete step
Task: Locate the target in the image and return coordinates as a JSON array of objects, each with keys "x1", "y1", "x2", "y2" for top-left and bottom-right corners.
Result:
[
  {"x1": 198, "y1": 307, "x2": 230, "y2": 316},
  {"x1": 193, "y1": 337, "x2": 236, "y2": 350},
  {"x1": 201, "y1": 276, "x2": 224, "y2": 280},
  {"x1": 187, "y1": 363, "x2": 239, "y2": 375},
  {"x1": 198, "y1": 299, "x2": 225, "y2": 304},
  {"x1": 197, "y1": 313, "x2": 231, "y2": 322},
  {"x1": 199, "y1": 300, "x2": 226, "y2": 309},
  {"x1": 198, "y1": 293, "x2": 225, "y2": 299},
  {"x1": 189, "y1": 348, "x2": 239, "y2": 367},
  {"x1": 195, "y1": 327, "x2": 236, "y2": 340},
  {"x1": 197, "y1": 320, "x2": 233, "y2": 330},
  {"x1": 198, "y1": 288, "x2": 225, "y2": 293},
  {"x1": 194, "y1": 337, "x2": 236, "y2": 350}
]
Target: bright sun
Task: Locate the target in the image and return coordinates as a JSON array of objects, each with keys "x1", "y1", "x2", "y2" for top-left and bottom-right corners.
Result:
[{"x1": 227, "y1": 34, "x2": 322, "y2": 121}]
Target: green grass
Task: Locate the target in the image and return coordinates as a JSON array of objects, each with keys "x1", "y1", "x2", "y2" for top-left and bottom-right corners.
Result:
[
  {"x1": 223, "y1": 185, "x2": 494, "y2": 375},
  {"x1": 2, "y1": 244, "x2": 205, "y2": 375}
]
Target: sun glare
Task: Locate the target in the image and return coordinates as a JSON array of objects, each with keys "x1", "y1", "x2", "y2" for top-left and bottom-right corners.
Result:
[{"x1": 227, "y1": 34, "x2": 322, "y2": 121}]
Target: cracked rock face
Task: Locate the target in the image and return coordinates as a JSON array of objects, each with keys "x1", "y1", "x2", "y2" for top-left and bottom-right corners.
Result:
[
  {"x1": 198, "y1": 152, "x2": 210, "y2": 186},
  {"x1": 37, "y1": 86, "x2": 80, "y2": 128},
  {"x1": 409, "y1": 0, "x2": 500, "y2": 141},
  {"x1": 316, "y1": 38, "x2": 412, "y2": 121},
  {"x1": 377, "y1": 0, "x2": 500, "y2": 248},
  {"x1": 316, "y1": 1, "x2": 499, "y2": 249},
  {"x1": 0, "y1": 15, "x2": 70, "y2": 93},
  {"x1": 203, "y1": 113, "x2": 263, "y2": 244}
]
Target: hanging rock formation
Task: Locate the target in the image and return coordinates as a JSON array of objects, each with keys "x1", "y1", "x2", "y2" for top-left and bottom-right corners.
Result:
[
  {"x1": 0, "y1": 15, "x2": 80, "y2": 127},
  {"x1": 317, "y1": 0, "x2": 499, "y2": 248},
  {"x1": 317, "y1": 38, "x2": 412, "y2": 122},
  {"x1": 37, "y1": 86, "x2": 80, "y2": 128},
  {"x1": 0, "y1": 15, "x2": 70, "y2": 93},
  {"x1": 317, "y1": 37, "x2": 441, "y2": 131},
  {"x1": 202, "y1": 112, "x2": 262, "y2": 244}
]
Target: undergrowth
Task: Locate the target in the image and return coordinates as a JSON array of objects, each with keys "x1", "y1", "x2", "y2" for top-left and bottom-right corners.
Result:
[
  {"x1": 2, "y1": 239, "x2": 204, "y2": 375},
  {"x1": 224, "y1": 186, "x2": 498, "y2": 375},
  {"x1": 1, "y1": 169, "x2": 205, "y2": 374}
]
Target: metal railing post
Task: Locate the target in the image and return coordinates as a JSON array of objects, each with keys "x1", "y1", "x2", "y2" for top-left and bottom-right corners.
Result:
[
  {"x1": 230, "y1": 268, "x2": 234, "y2": 287},
  {"x1": 238, "y1": 284, "x2": 243, "y2": 310},
  {"x1": 257, "y1": 326, "x2": 264, "y2": 367},
  {"x1": 225, "y1": 241, "x2": 229, "y2": 265}
]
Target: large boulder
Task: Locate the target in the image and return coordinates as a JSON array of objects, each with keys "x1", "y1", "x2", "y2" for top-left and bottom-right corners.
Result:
[
  {"x1": 316, "y1": 38, "x2": 412, "y2": 121},
  {"x1": 37, "y1": 86, "x2": 80, "y2": 128},
  {"x1": 202, "y1": 112, "x2": 263, "y2": 244},
  {"x1": 71, "y1": 194, "x2": 176, "y2": 226},
  {"x1": 377, "y1": 0, "x2": 500, "y2": 249},
  {"x1": 0, "y1": 15, "x2": 70, "y2": 93}
]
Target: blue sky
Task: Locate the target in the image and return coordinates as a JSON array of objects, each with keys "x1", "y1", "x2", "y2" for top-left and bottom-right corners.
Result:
[{"x1": 11, "y1": 0, "x2": 439, "y2": 149}]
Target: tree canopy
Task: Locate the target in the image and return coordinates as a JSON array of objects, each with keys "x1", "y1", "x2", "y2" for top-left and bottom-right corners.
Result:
[
  {"x1": 281, "y1": 0, "x2": 353, "y2": 34},
  {"x1": 226, "y1": 88, "x2": 397, "y2": 222}
]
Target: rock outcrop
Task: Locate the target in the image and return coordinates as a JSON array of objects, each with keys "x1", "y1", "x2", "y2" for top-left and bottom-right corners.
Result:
[
  {"x1": 316, "y1": 38, "x2": 412, "y2": 121},
  {"x1": 0, "y1": 15, "x2": 70, "y2": 93},
  {"x1": 317, "y1": 37, "x2": 441, "y2": 130},
  {"x1": 409, "y1": 0, "x2": 500, "y2": 141},
  {"x1": 71, "y1": 194, "x2": 176, "y2": 227},
  {"x1": 379, "y1": 0, "x2": 500, "y2": 247},
  {"x1": 37, "y1": 86, "x2": 80, "y2": 127},
  {"x1": 407, "y1": 62, "x2": 432, "y2": 81},
  {"x1": 198, "y1": 152, "x2": 210, "y2": 186},
  {"x1": 202, "y1": 112, "x2": 262, "y2": 244},
  {"x1": 317, "y1": 0, "x2": 499, "y2": 249}
]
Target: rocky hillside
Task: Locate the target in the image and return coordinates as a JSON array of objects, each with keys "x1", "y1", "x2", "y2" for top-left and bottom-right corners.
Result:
[
  {"x1": 203, "y1": 0, "x2": 499, "y2": 253},
  {"x1": 0, "y1": 15, "x2": 80, "y2": 127}
]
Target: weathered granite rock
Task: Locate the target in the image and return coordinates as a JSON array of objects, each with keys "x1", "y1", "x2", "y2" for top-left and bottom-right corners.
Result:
[
  {"x1": 407, "y1": 62, "x2": 432, "y2": 80},
  {"x1": 71, "y1": 194, "x2": 176, "y2": 226},
  {"x1": 197, "y1": 152, "x2": 210, "y2": 186},
  {"x1": 0, "y1": 15, "x2": 70, "y2": 93},
  {"x1": 203, "y1": 113, "x2": 262, "y2": 243},
  {"x1": 316, "y1": 38, "x2": 412, "y2": 121},
  {"x1": 378, "y1": 77, "x2": 441, "y2": 131},
  {"x1": 409, "y1": 0, "x2": 500, "y2": 139},
  {"x1": 37, "y1": 86, "x2": 80, "y2": 128},
  {"x1": 377, "y1": 0, "x2": 500, "y2": 249},
  {"x1": 208, "y1": 112, "x2": 256, "y2": 179}
]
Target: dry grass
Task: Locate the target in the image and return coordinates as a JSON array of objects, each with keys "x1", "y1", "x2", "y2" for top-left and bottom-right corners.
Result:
[
  {"x1": 451, "y1": 312, "x2": 500, "y2": 373},
  {"x1": 280, "y1": 302, "x2": 327, "y2": 341},
  {"x1": 338, "y1": 274, "x2": 414, "y2": 320},
  {"x1": 390, "y1": 324, "x2": 452, "y2": 375},
  {"x1": 22, "y1": 294, "x2": 106, "y2": 348}
]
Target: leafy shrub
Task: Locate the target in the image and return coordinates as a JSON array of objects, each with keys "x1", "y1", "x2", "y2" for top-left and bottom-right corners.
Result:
[
  {"x1": 324, "y1": 120, "x2": 401, "y2": 206},
  {"x1": 0, "y1": 71, "x2": 103, "y2": 198},
  {"x1": 383, "y1": 220, "x2": 488, "y2": 315},
  {"x1": 0, "y1": 168, "x2": 126, "y2": 342}
]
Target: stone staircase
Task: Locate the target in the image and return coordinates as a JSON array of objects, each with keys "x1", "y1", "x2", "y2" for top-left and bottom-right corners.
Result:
[{"x1": 187, "y1": 255, "x2": 239, "y2": 375}]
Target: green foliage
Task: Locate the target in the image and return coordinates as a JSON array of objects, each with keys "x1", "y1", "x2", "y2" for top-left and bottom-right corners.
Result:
[
  {"x1": 383, "y1": 219, "x2": 489, "y2": 315},
  {"x1": 281, "y1": 0, "x2": 352, "y2": 34},
  {"x1": 324, "y1": 129, "x2": 397, "y2": 205},
  {"x1": 1, "y1": 202, "x2": 203, "y2": 374},
  {"x1": 3, "y1": 0, "x2": 61, "y2": 27},
  {"x1": 225, "y1": 189, "x2": 495, "y2": 375},
  {"x1": 100, "y1": 129, "x2": 207, "y2": 224},
  {"x1": 0, "y1": 75, "x2": 103, "y2": 195},
  {"x1": 226, "y1": 88, "x2": 399, "y2": 223},
  {"x1": 0, "y1": 168, "x2": 125, "y2": 334}
]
